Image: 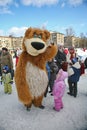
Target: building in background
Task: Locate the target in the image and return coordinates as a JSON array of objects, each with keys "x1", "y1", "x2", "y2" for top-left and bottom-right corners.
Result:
[
  {"x1": 64, "y1": 36, "x2": 80, "y2": 48},
  {"x1": 0, "y1": 32, "x2": 64, "y2": 50},
  {"x1": 0, "y1": 32, "x2": 86, "y2": 51},
  {"x1": 49, "y1": 31, "x2": 64, "y2": 46},
  {"x1": 0, "y1": 36, "x2": 23, "y2": 50}
]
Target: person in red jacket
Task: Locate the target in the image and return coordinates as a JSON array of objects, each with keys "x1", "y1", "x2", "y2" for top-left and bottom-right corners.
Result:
[
  {"x1": 80, "y1": 60, "x2": 85, "y2": 75},
  {"x1": 15, "y1": 56, "x2": 19, "y2": 66},
  {"x1": 15, "y1": 49, "x2": 22, "y2": 67}
]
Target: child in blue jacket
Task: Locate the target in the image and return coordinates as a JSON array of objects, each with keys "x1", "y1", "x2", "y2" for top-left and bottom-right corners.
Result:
[
  {"x1": 67, "y1": 58, "x2": 81, "y2": 97},
  {"x1": 2, "y1": 65, "x2": 12, "y2": 94}
]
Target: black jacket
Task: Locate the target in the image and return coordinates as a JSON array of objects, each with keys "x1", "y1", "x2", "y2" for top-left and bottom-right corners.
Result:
[{"x1": 55, "y1": 50, "x2": 66, "y2": 69}]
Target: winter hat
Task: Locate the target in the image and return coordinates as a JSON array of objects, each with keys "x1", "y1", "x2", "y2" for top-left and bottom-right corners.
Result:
[
  {"x1": 3, "y1": 65, "x2": 9, "y2": 71},
  {"x1": 68, "y1": 46, "x2": 74, "y2": 51},
  {"x1": 64, "y1": 48, "x2": 68, "y2": 55},
  {"x1": 72, "y1": 58, "x2": 78, "y2": 64},
  {"x1": 2, "y1": 47, "x2": 8, "y2": 51}
]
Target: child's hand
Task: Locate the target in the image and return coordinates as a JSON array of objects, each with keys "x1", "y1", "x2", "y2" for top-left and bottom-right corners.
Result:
[{"x1": 9, "y1": 81, "x2": 13, "y2": 84}]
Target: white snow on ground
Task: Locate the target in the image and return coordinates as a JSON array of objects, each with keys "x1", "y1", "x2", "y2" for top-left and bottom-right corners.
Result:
[{"x1": 0, "y1": 70, "x2": 87, "y2": 130}]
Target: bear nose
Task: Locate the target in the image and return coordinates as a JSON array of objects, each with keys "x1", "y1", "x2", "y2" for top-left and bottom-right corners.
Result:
[{"x1": 31, "y1": 42, "x2": 45, "y2": 50}]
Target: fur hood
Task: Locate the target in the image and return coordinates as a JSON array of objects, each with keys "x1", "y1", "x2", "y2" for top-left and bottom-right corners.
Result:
[
  {"x1": 72, "y1": 62, "x2": 81, "y2": 69},
  {"x1": 68, "y1": 62, "x2": 81, "y2": 76}
]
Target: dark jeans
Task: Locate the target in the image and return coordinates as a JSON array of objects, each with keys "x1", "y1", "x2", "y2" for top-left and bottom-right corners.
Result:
[
  {"x1": 68, "y1": 80, "x2": 77, "y2": 97},
  {"x1": 44, "y1": 84, "x2": 49, "y2": 97}
]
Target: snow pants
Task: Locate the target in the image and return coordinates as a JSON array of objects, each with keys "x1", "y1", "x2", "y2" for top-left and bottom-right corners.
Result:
[
  {"x1": 68, "y1": 81, "x2": 77, "y2": 97},
  {"x1": 4, "y1": 83, "x2": 12, "y2": 94},
  {"x1": 54, "y1": 98, "x2": 63, "y2": 111}
]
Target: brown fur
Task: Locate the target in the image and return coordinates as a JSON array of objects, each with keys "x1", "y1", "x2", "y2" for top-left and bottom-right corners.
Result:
[{"x1": 15, "y1": 27, "x2": 57, "y2": 108}]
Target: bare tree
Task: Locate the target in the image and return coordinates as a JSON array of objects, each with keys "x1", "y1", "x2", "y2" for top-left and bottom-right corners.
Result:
[
  {"x1": 65, "y1": 27, "x2": 75, "y2": 36},
  {"x1": 64, "y1": 27, "x2": 75, "y2": 47},
  {"x1": 79, "y1": 33, "x2": 87, "y2": 48}
]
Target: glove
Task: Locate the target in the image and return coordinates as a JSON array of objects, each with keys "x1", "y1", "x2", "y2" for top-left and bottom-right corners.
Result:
[{"x1": 9, "y1": 81, "x2": 13, "y2": 84}]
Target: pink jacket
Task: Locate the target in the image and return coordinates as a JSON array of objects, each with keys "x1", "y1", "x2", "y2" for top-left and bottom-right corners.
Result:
[{"x1": 53, "y1": 69, "x2": 68, "y2": 99}]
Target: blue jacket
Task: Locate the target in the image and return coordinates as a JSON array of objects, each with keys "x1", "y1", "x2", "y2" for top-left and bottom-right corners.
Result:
[
  {"x1": 68, "y1": 62, "x2": 81, "y2": 83},
  {"x1": 46, "y1": 63, "x2": 51, "y2": 80}
]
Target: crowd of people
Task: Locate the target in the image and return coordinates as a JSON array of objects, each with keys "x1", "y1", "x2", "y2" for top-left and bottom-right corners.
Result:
[
  {"x1": 45, "y1": 44, "x2": 87, "y2": 111},
  {"x1": 0, "y1": 45, "x2": 87, "y2": 112}
]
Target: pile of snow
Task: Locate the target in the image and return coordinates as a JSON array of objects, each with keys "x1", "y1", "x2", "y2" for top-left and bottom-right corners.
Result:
[{"x1": 0, "y1": 71, "x2": 87, "y2": 130}]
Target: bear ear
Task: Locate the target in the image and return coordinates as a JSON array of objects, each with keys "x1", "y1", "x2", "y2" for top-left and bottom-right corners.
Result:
[
  {"x1": 43, "y1": 30, "x2": 50, "y2": 40},
  {"x1": 25, "y1": 27, "x2": 32, "y2": 37}
]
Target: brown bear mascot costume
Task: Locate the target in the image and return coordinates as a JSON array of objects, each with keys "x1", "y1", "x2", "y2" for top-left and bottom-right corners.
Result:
[{"x1": 15, "y1": 27, "x2": 57, "y2": 110}]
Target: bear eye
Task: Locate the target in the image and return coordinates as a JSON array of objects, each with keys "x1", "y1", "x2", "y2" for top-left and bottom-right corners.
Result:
[
  {"x1": 33, "y1": 34, "x2": 37, "y2": 38},
  {"x1": 38, "y1": 35, "x2": 42, "y2": 39}
]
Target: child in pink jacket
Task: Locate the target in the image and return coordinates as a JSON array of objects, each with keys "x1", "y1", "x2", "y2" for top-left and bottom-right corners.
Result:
[{"x1": 52, "y1": 69, "x2": 68, "y2": 111}]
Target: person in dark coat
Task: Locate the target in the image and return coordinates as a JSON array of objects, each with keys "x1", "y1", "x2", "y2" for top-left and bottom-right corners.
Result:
[
  {"x1": 67, "y1": 57, "x2": 81, "y2": 97},
  {"x1": 44, "y1": 59, "x2": 58, "y2": 97},
  {"x1": 48, "y1": 59, "x2": 58, "y2": 95},
  {"x1": 44, "y1": 62, "x2": 51, "y2": 97},
  {"x1": 55, "y1": 45, "x2": 66, "y2": 71},
  {"x1": 80, "y1": 60, "x2": 85, "y2": 75},
  {"x1": 84, "y1": 57, "x2": 87, "y2": 69},
  {"x1": 0, "y1": 47, "x2": 13, "y2": 80},
  {"x1": 46, "y1": 62, "x2": 51, "y2": 80}
]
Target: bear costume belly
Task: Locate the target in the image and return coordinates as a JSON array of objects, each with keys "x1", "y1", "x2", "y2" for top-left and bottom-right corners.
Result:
[{"x1": 26, "y1": 62, "x2": 48, "y2": 98}]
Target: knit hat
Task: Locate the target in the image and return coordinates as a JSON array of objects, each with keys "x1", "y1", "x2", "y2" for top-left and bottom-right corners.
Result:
[
  {"x1": 68, "y1": 46, "x2": 74, "y2": 50},
  {"x1": 72, "y1": 58, "x2": 78, "y2": 64},
  {"x1": 2, "y1": 47, "x2": 8, "y2": 51},
  {"x1": 3, "y1": 65, "x2": 9, "y2": 71}
]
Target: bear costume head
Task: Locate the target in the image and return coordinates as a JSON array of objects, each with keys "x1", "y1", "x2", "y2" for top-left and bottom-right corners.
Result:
[
  {"x1": 22, "y1": 27, "x2": 50, "y2": 56},
  {"x1": 15, "y1": 27, "x2": 57, "y2": 110}
]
